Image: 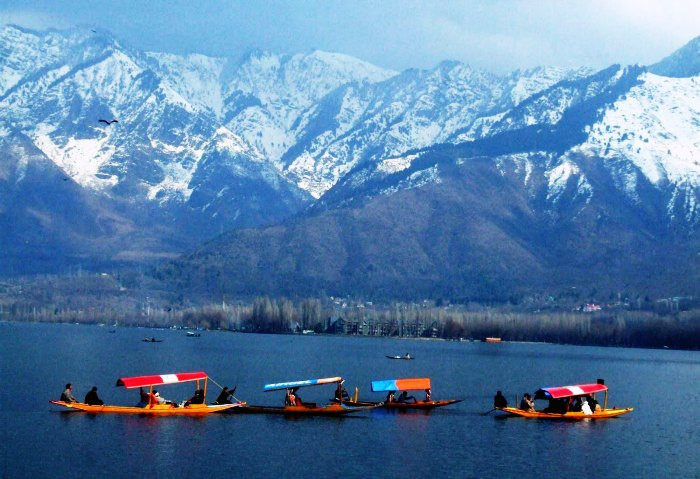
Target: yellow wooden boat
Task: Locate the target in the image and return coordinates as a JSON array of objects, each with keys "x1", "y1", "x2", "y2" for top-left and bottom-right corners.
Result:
[
  {"x1": 50, "y1": 371, "x2": 244, "y2": 415},
  {"x1": 498, "y1": 381, "x2": 633, "y2": 420}
]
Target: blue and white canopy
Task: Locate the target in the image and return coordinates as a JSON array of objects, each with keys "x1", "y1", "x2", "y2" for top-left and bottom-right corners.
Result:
[{"x1": 263, "y1": 377, "x2": 343, "y2": 392}]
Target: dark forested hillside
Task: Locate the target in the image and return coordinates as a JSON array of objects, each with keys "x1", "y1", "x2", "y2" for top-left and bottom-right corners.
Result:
[{"x1": 154, "y1": 142, "x2": 700, "y2": 302}]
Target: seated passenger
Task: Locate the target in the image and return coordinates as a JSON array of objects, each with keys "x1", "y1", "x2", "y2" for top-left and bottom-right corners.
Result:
[
  {"x1": 60, "y1": 383, "x2": 77, "y2": 403},
  {"x1": 185, "y1": 388, "x2": 205, "y2": 406},
  {"x1": 84, "y1": 386, "x2": 104, "y2": 405},
  {"x1": 587, "y1": 395, "x2": 600, "y2": 412},
  {"x1": 397, "y1": 391, "x2": 417, "y2": 403},
  {"x1": 292, "y1": 388, "x2": 302, "y2": 406},
  {"x1": 137, "y1": 387, "x2": 150, "y2": 407},
  {"x1": 285, "y1": 389, "x2": 297, "y2": 406},
  {"x1": 519, "y1": 393, "x2": 534, "y2": 411},
  {"x1": 150, "y1": 390, "x2": 173, "y2": 406},
  {"x1": 544, "y1": 399, "x2": 567, "y2": 414},
  {"x1": 581, "y1": 399, "x2": 593, "y2": 415},
  {"x1": 335, "y1": 384, "x2": 350, "y2": 402},
  {"x1": 493, "y1": 390, "x2": 508, "y2": 408},
  {"x1": 424, "y1": 388, "x2": 432, "y2": 402},
  {"x1": 385, "y1": 391, "x2": 396, "y2": 403}
]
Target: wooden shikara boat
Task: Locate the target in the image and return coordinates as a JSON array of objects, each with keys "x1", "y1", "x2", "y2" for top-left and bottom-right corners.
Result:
[
  {"x1": 498, "y1": 382, "x2": 633, "y2": 420},
  {"x1": 235, "y1": 377, "x2": 377, "y2": 417},
  {"x1": 369, "y1": 377, "x2": 462, "y2": 410},
  {"x1": 50, "y1": 371, "x2": 243, "y2": 415},
  {"x1": 235, "y1": 402, "x2": 375, "y2": 416},
  {"x1": 384, "y1": 399, "x2": 462, "y2": 410},
  {"x1": 386, "y1": 354, "x2": 413, "y2": 360}
]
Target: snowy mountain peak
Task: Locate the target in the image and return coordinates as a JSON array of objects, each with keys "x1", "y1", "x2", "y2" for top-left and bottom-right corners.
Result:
[{"x1": 649, "y1": 35, "x2": 700, "y2": 78}]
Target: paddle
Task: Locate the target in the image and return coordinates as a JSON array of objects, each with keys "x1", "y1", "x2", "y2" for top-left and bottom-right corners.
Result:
[{"x1": 481, "y1": 407, "x2": 496, "y2": 416}]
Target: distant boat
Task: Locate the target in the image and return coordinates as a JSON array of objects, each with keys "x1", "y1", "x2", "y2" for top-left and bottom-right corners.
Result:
[
  {"x1": 186, "y1": 331, "x2": 201, "y2": 337},
  {"x1": 484, "y1": 337, "x2": 502, "y2": 343},
  {"x1": 386, "y1": 353, "x2": 413, "y2": 360},
  {"x1": 143, "y1": 338, "x2": 163, "y2": 343}
]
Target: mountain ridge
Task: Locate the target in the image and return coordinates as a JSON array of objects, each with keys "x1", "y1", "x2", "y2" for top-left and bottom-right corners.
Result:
[{"x1": 1, "y1": 24, "x2": 699, "y2": 295}]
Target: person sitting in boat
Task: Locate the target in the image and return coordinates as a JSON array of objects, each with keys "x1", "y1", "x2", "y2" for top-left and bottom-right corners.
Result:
[
  {"x1": 215, "y1": 386, "x2": 234, "y2": 405},
  {"x1": 404, "y1": 353, "x2": 411, "y2": 359},
  {"x1": 385, "y1": 391, "x2": 396, "y2": 403},
  {"x1": 335, "y1": 383, "x2": 350, "y2": 402},
  {"x1": 184, "y1": 389, "x2": 204, "y2": 406},
  {"x1": 519, "y1": 393, "x2": 534, "y2": 411},
  {"x1": 543, "y1": 398, "x2": 567, "y2": 414},
  {"x1": 493, "y1": 390, "x2": 507, "y2": 408},
  {"x1": 424, "y1": 388, "x2": 432, "y2": 401},
  {"x1": 397, "y1": 391, "x2": 417, "y2": 403},
  {"x1": 84, "y1": 386, "x2": 104, "y2": 406},
  {"x1": 292, "y1": 388, "x2": 302, "y2": 406},
  {"x1": 586, "y1": 395, "x2": 600, "y2": 412},
  {"x1": 137, "y1": 387, "x2": 150, "y2": 407},
  {"x1": 581, "y1": 398, "x2": 593, "y2": 415},
  {"x1": 60, "y1": 383, "x2": 77, "y2": 403},
  {"x1": 285, "y1": 389, "x2": 298, "y2": 406},
  {"x1": 571, "y1": 397, "x2": 582, "y2": 412}
]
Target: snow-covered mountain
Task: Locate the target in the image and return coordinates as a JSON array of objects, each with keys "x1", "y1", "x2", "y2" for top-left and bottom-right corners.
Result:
[{"x1": 1, "y1": 22, "x2": 699, "y2": 279}]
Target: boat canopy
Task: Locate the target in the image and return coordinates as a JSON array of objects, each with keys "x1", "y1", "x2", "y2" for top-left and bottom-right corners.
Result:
[
  {"x1": 116, "y1": 372, "x2": 208, "y2": 389},
  {"x1": 371, "y1": 377, "x2": 431, "y2": 392},
  {"x1": 535, "y1": 383, "x2": 608, "y2": 399},
  {"x1": 263, "y1": 377, "x2": 343, "y2": 392}
]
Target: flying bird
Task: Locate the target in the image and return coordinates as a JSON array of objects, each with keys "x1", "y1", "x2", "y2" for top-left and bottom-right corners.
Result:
[{"x1": 98, "y1": 119, "x2": 119, "y2": 126}]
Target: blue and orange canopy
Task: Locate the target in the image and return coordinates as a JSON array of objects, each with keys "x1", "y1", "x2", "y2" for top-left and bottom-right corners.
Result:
[
  {"x1": 115, "y1": 372, "x2": 208, "y2": 388},
  {"x1": 535, "y1": 383, "x2": 607, "y2": 399},
  {"x1": 371, "y1": 377, "x2": 431, "y2": 392}
]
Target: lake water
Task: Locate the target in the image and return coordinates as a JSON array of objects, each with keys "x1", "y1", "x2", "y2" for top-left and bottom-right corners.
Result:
[{"x1": 0, "y1": 322, "x2": 698, "y2": 478}]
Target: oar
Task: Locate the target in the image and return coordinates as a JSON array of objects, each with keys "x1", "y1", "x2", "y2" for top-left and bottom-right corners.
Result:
[{"x1": 481, "y1": 407, "x2": 497, "y2": 416}]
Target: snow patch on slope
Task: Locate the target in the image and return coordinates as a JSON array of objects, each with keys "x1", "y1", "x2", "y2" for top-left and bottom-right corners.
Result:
[
  {"x1": 577, "y1": 73, "x2": 700, "y2": 186},
  {"x1": 33, "y1": 132, "x2": 117, "y2": 189},
  {"x1": 545, "y1": 160, "x2": 592, "y2": 204}
]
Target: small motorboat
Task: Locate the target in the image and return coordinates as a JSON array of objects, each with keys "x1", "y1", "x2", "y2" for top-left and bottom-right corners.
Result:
[
  {"x1": 386, "y1": 353, "x2": 413, "y2": 360},
  {"x1": 143, "y1": 337, "x2": 163, "y2": 342},
  {"x1": 186, "y1": 331, "x2": 201, "y2": 337}
]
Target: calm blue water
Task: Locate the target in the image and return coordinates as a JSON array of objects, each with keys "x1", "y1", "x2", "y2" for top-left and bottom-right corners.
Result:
[{"x1": 0, "y1": 322, "x2": 698, "y2": 478}]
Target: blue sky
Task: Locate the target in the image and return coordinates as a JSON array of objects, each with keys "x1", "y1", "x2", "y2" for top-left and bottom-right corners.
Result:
[{"x1": 1, "y1": 0, "x2": 698, "y2": 72}]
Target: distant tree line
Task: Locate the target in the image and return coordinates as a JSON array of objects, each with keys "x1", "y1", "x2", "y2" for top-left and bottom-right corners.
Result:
[{"x1": 0, "y1": 275, "x2": 697, "y2": 350}]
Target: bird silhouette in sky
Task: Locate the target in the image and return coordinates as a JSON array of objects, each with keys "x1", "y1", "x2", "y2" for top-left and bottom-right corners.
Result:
[{"x1": 98, "y1": 119, "x2": 118, "y2": 126}]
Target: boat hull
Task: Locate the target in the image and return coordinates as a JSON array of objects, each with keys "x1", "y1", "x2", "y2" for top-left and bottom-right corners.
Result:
[
  {"x1": 233, "y1": 403, "x2": 375, "y2": 416},
  {"x1": 50, "y1": 400, "x2": 240, "y2": 415},
  {"x1": 384, "y1": 399, "x2": 462, "y2": 410},
  {"x1": 498, "y1": 406, "x2": 634, "y2": 419}
]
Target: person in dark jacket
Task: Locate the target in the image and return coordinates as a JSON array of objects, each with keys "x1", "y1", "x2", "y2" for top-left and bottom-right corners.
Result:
[
  {"x1": 397, "y1": 391, "x2": 417, "y2": 403},
  {"x1": 185, "y1": 389, "x2": 205, "y2": 406},
  {"x1": 494, "y1": 390, "x2": 507, "y2": 408},
  {"x1": 84, "y1": 386, "x2": 104, "y2": 405},
  {"x1": 215, "y1": 386, "x2": 235, "y2": 405}
]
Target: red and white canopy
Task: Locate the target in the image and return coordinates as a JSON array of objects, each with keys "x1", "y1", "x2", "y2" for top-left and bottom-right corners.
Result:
[
  {"x1": 116, "y1": 372, "x2": 208, "y2": 388},
  {"x1": 536, "y1": 383, "x2": 607, "y2": 399}
]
